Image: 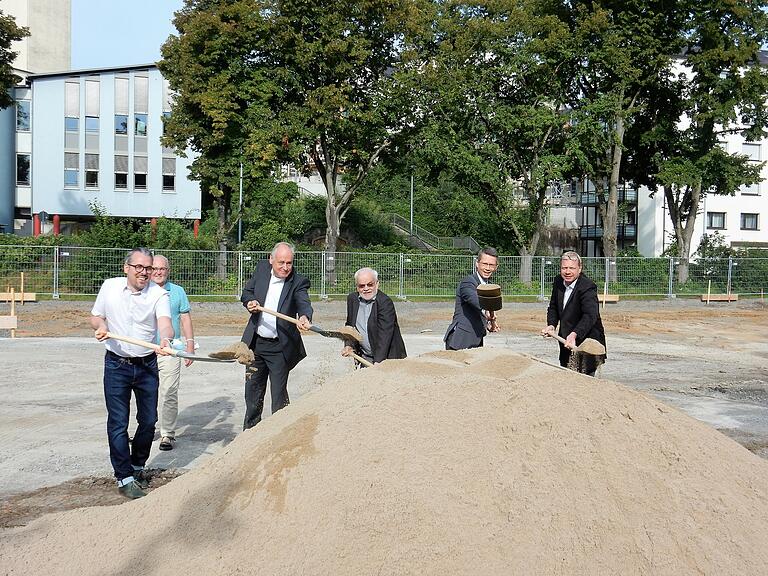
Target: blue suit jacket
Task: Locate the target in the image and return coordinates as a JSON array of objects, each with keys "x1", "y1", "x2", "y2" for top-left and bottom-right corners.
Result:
[{"x1": 443, "y1": 272, "x2": 486, "y2": 349}]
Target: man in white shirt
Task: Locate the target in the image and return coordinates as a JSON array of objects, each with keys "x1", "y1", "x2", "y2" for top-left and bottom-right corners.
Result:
[
  {"x1": 91, "y1": 248, "x2": 173, "y2": 499},
  {"x1": 239, "y1": 242, "x2": 312, "y2": 429}
]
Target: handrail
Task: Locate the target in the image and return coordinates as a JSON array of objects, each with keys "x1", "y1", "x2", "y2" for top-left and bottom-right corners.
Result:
[{"x1": 389, "y1": 213, "x2": 479, "y2": 253}]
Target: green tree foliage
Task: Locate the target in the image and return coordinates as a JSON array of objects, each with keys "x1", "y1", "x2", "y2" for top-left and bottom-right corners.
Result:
[
  {"x1": 412, "y1": 0, "x2": 573, "y2": 270},
  {"x1": 625, "y1": 0, "x2": 768, "y2": 281},
  {"x1": 159, "y1": 0, "x2": 422, "y2": 268},
  {"x1": 0, "y1": 10, "x2": 28, "y2": 109}
]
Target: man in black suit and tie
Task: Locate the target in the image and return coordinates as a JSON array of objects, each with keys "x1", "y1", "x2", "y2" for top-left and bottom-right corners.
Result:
[
  {"x1": 240, "y1": 242, "x2": 313, "y2": 429},
  {"x1": 542, "y1": 250, "x2": 606, "y2": 376},
  {"x1": 444, "y1": 247, "x2": 500, "y2": 350},
  {"x1": 342, "y1": 267, "x2": 406, "y2": 366}
]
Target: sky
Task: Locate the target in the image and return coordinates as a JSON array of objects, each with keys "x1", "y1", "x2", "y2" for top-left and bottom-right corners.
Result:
[{"x1": 71, "y1": 0, "x2": 184, "y2": 69}]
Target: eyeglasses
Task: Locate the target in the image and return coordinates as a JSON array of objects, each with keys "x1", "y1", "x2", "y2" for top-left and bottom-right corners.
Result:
[
  {"x1": 357, "y1": 281, "x2": 377, "y2": 289},
  {"x1": 153, "y1": 267, "x2": 168, "y2": 272},
  {"x1": 126, "y1": 263, "x2": 154, "y2": 274}
]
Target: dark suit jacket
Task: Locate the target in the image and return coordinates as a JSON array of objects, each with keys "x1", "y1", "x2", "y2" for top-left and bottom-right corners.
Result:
[
  {"x1": 240, "y1": 259, "x2": 313, "y2": 370},
  {"x1": 546, "y1": 273, "x2": 606, "y2": 363},
  {"x1": 345, "y1": 290, "x2": 407, "y2": 363},
  {"x1": 443, "y1": 272, "x2": 486, "y2": 350}
]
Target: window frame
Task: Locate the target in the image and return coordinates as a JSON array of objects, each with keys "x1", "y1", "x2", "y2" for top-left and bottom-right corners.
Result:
[
  {"x1": 16, "y1": 100, "x2": 31, "y2": 131},
  {"x1": 706, "y1": 211, "x2": 726, "y2": 230},
  {"x1": 16, "y1": 154, "x2": 31, "y2": 186},
  {"x1": 85, "y1": 116, "x2": 99, "y2": 133},
  {"x1": 740, "y1": 212, "x2": 759, "y2": 231},
  {"x1": 114, "y1": 114, "x2": 128, "y2": 135},
  {"x1": 134, "y1": 114, "x2": 148, "y2": 136}
]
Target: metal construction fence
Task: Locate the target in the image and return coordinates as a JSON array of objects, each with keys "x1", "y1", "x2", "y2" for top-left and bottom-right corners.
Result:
[{"x1": 1, "y1": 245, "x2": 768, "y2": 300}]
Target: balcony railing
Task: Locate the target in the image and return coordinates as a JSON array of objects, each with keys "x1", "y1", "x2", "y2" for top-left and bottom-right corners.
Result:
[{"x1": 579, "y1": 223, "x2": 637, "y2": 239}]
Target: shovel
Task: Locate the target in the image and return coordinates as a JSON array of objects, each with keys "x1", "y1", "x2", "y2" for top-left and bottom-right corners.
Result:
[
  {"x1": 104, "y1": 332, "x2": 236, "y2": 363},
  {"x1": 543, "y1": 330, "x2": 606, "y2": 356},
  {"x1": 254, "y1": 305, "x2": 374, "y2": 368}
]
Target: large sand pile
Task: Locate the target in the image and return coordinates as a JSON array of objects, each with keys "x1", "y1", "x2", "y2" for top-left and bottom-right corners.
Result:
[{"x1": 3, "y1": 348, "x2": 768, "y2": 575}]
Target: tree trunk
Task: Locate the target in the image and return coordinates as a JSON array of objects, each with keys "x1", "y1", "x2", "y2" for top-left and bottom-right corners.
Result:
[
  {"x1": 324, "y1": 197, "x2": 340, "y2": 286},
  {"x1": 665, "y1": 182, "x2": 702, "y2": 286},
  {"x1": 517, "y1": 184, "x2": 546, "y2": 286}
]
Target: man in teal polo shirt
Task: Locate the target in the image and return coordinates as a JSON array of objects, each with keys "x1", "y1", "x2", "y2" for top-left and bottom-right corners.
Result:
[{"x1": 152, "y1": 254, "x2": 195, "y2": 451}]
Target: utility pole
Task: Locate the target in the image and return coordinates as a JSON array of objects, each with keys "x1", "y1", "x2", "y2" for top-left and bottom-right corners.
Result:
[
  {"x1": 238, "y1": 161, "x2": 243, "y2": 244},
  {"x1": 409, "y1": 174, "x2": 414, "y2": 237}
]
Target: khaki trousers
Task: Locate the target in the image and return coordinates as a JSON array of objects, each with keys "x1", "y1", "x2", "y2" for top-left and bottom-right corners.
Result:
[{"x1": 157, "y1": 355, "x2": 182, "y2": 439}]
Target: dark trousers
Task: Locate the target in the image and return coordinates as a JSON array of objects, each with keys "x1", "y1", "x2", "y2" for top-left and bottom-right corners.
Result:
[
  {"x1": 243, "y1": 336, "x2": 290, "y2": 430},
  {"x1": 103, "y1": 351, "x2": 159, "y2": 480}
]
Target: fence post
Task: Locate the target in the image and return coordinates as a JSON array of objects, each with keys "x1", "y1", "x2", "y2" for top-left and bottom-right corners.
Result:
[
  {"x1": 539, "y1": 256, "x2": 545, "y2": 301},
  {"x1": 604, "y1": 257, "x2": 610, "y2": 295},
  {"x1": 667, "y1": 257, "x2": 674, "y2": 299},
  {"x1": 320, "y1": 252, "x2": 327, "y2": 299},
  {"x1": 237, "y1": 251, "x2": 243, "y2": 299},
  {"x1": 52, "y1": 246, "x2": 60, "y2": 299},
  {"x1": 727, "y1": 256, "x2": 734, "y2": 295},
  {"x1": 398, "y1": 253, "x2": 405, "y2": 300}
]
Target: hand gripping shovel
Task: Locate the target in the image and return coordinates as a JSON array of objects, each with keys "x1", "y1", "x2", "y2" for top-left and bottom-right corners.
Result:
[
  {"x1": 543, "y1": 329, "x2": 606, "y2": 356},
  {"x1": 104, "y1": 332, "x2": 236, "y2": 363},
  {"x1": 254, "y1": 305, "x2": 374, "y2": 368}
]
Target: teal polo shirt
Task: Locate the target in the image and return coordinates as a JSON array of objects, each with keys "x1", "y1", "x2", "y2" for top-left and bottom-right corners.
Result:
[{"x1": 154, "y1": 280, "x2": 191, "y2": 342}]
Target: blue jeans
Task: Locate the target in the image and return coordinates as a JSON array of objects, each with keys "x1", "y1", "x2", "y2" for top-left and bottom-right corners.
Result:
[{"x1": 103, "y1": 351, "x2": 159, "y2": 480}]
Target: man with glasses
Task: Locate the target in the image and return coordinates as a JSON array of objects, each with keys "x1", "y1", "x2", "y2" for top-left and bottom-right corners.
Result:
[
  {"x1": 240, "y1": 242, "x2": 313, "y2": 429},
  {"x1": 444, "y1": 247, "x2": 501, "y2": 350},
  {"x1": 91, "y1": 248, "x2": 173, "y2": 499},
  {"x1": 541, "y1": 250, "x2": 606, "y2": 376},
  {"x1": 341, "y1": 267, "x2": 406, "y2": 366},
  {"x1": 151, "y1": 255, "x2": 195, "y2": 452}
]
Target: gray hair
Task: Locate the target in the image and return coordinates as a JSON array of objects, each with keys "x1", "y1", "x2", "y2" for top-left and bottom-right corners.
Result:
[
  {"x1": 476, "y1": 246, "x2": 498, "y2": 260},
  {"x1": 271, "y1": 242, "x2": 296, "y2": 258},
  {"x1": 124, "y1": 247, "x2": 153, "y2": 265},
  {"x1": 561, "y1": 250, "x2": 582, "y2": 265},
  {"x1": 153, "y1": 254, "x2": 169, "y2": 268},
  {"x1": 354, "y1": 267, "x2": 379, "y2": 283}
]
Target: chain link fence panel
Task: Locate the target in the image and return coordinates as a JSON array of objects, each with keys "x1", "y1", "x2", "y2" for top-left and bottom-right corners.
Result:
[{"x1": 1, "y1": 245, "x2": 767, "y2": 299}]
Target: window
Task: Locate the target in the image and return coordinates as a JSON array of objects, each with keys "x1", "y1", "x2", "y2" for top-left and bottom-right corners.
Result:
[
  {"x1": 64, "y1": 152, "x2": 79, "y2": 187},
  {"x1": 134, "y1": 155, "x2": 147, "y2": 190},
  {"x1": 741, "y1": 213, "x2": 759, "y2": 230},
  {"x1": 65, "y1": 117, "x2": 79, "y2": 132},
  {"x1": 742, "y1": 142, "x2": 761, "y2": 162},
  {"x1": 162, "y1": 157, "x2": 175, "y2": 191},
  {"x1": 163, "y1": 175, "x2": 175, "y2": 191},
  {"x1": 707, "y1": 212, "x2": 726, "y2": 230},
  {"x1": 134, "y1": 173, "x2": 147, "y2": 189},
  {"x1": 85, "y1": 154, "x2": 99, "y2": 188},
  {"x1": 162, "y1": 111, "x2": 171, "y2": 135},
  {"x1": 135, "y1": 114, "x2": 147, "y2": 136},
  {"x1": 16, "y1": 154, "x2": 30, "y2": 185},
  {"x1": 16, "y1": 101, "x2": 30, "y2": 131},
  {"x1": 85, "y1": 116, "x2": 99, "y2": 133},
  {"x1": 741, "y1": 182, "x2": 760, "y2": 196},
  {"x1": 115, "y1": 114, "x2": 128, "y2": 134},
  {"x1": 115, "y1": 155, "x2": 128, "y2": 189}
]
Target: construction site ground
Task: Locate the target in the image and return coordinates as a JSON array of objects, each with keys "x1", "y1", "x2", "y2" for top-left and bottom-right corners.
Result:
[{"x1": 1, "y1": 297, "x2": 766, "y2": 528}]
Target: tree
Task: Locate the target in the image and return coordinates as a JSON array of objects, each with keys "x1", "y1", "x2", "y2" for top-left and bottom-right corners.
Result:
[
  {"x1": 625, "y1": 0, "x2": 768, "y2": 282},
  {"x1": 565, "y1": 0, "x2": 687, "y2": 260},
  {"x1": 0, "y1": 10, "x2": 29, "y2": 109},
  {"x1": 160, "y1": 0, "x2": 420, "y2": 282},
  {"x1": 413, "y1": 0, "x2": 575, "y2": 281}
]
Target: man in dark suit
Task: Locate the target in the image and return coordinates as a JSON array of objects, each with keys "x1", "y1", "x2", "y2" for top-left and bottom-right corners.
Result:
[
  {"x1": 240, "y1": 242, "x2": 313, "y2": 429},
  {"x1": 444, "y1": 247, "x2": 500, "y2": 350},
  {"x1": 342, "y1": 267, "x2": 406, "y2": 366},
  {"x1": 542, "y1": 250, "x2": 606, "y2": 376}
]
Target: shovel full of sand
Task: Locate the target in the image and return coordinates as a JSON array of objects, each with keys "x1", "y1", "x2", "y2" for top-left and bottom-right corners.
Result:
[{"x1": 543, "y1": 329, "x2": 606, "y2": 356}]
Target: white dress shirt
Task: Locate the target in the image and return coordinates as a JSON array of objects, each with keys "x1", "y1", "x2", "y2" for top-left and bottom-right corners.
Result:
[
  {"x1": 563, "y1": 278, "x2": 578, "y2": 308},
  {"x1": 91, "y1": 277, "x2": 171, "y2": 357},
  {"x1": 256, "y1": 271, "x2": 285, "y2": 338}
]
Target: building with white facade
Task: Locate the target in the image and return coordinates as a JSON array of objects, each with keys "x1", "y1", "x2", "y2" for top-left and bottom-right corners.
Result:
[{"x1": 10, "y1": 65, "x2": 200, "y2": 235}]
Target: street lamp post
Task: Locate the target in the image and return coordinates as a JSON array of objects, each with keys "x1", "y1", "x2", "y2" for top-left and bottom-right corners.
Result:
[
  {"x1": 238, "y1": 161, "x2": 243, "y2": 244},
  {"x1": 409, "y1": 174, "x2": 414, "y2": 237}
]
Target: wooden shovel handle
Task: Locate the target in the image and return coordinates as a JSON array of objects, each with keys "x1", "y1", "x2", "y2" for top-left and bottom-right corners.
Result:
[
  {"x1": 105, "y1": 331, "x2": 179, "y2": 357},
  {"x1": 544, "y1": 329, "x2": 574, "y2": 350}
]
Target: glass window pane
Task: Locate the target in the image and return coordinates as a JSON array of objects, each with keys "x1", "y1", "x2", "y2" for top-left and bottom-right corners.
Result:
[
  {"x1": 115, "y1": 114, "x2": 128, "y2": 134},
  {"x1": 16, "y1": 154, "x2": 30, "y2": 185},
  {"x1": 85, "y1": 170, "x2": 99, "y2": 188},
  {"x1": 64, "y1": 169, "x2": 78, "y2": 187},
  {"x1": 134, "y1": 173, "x2": 147, "y2": 189},
  {"x1": 742, "y1": 143, "x2": 761, "y2": 161},
  {"x1": 162, "y1": 174, "x2": 175, "y2": 190},
  {"x1": 16, "y1": 101, "x2": 30, "y2": 131},
  {"x1": 115, "y1": 173, "x2": 128, "y2": 189},
  {"x1": 85, "y1": 116, "x2": 99, "y2": 133},
  {"x1": 65, "y1": 117, "x2": 79, "y2": 132},
  {"x1": 135, "y1": 114, "x2": 147, "y2": 136}
]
